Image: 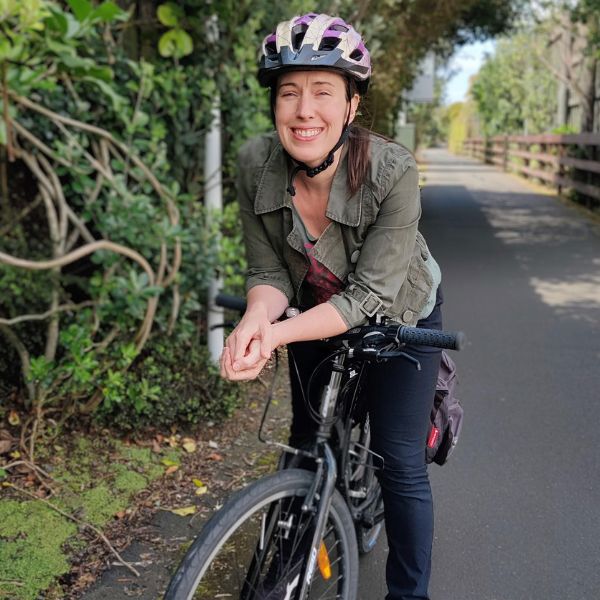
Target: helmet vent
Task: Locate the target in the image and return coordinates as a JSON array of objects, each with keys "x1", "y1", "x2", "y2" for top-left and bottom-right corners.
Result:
[
  {"x1": 291, "y1": 25, "x2": 307, "y2": 50},
  {"x1": 319, "y1": 37, "x2": 341, "y2": 51},
  {"x1": 265, "y1": 41, "x2": 277, "y2": 56},
  {"x1": 330, "y1": 24, "x2": 349, "y2": 32},
  {"x1": 349, "y1": 49, "x2": 363, "y2": 61}
]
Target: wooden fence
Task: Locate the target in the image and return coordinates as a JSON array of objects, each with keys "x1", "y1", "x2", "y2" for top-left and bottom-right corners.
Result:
[{"x1": 462, "y1": 134, "x2": 600, "y2": 206}]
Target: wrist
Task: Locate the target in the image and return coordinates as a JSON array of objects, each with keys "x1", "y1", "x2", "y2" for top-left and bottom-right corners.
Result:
[{"x1": 271, "y1": 321, "x2": 287, "y2": 350}]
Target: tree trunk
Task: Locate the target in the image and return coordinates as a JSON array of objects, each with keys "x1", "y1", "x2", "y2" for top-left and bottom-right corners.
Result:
[{"x1": 580, "y1": 55, "x2": 597, "y2": 132}]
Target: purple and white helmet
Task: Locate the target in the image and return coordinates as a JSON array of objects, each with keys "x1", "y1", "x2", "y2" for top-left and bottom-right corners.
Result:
[{"x1": 258, "y1": 13, "x2": 371, "y2": 94}]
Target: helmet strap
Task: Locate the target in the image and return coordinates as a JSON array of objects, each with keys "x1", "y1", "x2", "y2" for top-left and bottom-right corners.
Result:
[{"x1": 286, "y1": 113, "x2": 352, "y2": 196}]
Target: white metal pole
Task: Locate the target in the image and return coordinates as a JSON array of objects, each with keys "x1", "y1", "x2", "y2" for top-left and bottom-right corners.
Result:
[{"x1": 205, "y1": 16, "x2": 224, "y2": 363}]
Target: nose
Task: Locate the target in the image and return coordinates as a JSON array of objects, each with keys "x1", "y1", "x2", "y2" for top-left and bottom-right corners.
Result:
[{"x1": 296, "y1": 92, "x2": 315, "y2": 120}]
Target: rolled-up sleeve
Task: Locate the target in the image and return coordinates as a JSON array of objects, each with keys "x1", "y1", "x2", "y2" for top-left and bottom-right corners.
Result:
[
  {"x1": 327, "y1": 153, "x2": 421, "y2": 328},
  {"x1": 237, "y1": 142, "x2": 294, "y2": 302}
]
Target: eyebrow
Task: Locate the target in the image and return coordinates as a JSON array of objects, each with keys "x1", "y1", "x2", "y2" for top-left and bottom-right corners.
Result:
[{"x1": 278, "y1": 80, "x2": 336, "y2": 89}]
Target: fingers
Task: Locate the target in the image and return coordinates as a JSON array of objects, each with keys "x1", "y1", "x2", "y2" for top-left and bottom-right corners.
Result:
[
  {"x1": 226, "y1": 316, "x2": 274, "y2": 366},
  {"x1": 258, "y1": 320, "x2": 273, "y2": 359},
  {"x1": 220, "y1": 346, "x2": 268, "y2": 381},
  {"x1": 232, "y1": 338, "x2": 263, "y2": 371}
]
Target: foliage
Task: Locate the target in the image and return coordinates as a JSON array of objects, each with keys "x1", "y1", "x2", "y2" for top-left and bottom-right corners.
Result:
[
  {"x1": 445, "y1": 101, "x2": 481, "y2": 154},
  {"x1": 471, "y1": 32, "x2": 558, "y2": 136},
  {"x1": 0, "y1": 0, "x2": 232, "y2": 438},
  {"x1": 0, "y1": 433, "x2": 175, "y2": 598},
  {"x1": 325, "y1": 0, "x2": 525, "y2": 134},
  {"x1": 95, "y1": 338, "x2": 242, "y2": 432},
  {"x1": 407, "y1": 77, "x2": 448, "y2": 149}
]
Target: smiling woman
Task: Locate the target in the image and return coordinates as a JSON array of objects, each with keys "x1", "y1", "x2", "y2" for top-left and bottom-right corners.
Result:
[
  {"x1": 274, "y1": 72, "x2": 359, "y2": 170},
  {"x1": 220, "y1": 12, "x2": 446, "y2": 600}
]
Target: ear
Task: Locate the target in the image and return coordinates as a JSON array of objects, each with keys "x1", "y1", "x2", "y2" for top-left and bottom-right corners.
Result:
[{"x1": 349, "y1": 94, "x2": 360, "y2": 124}]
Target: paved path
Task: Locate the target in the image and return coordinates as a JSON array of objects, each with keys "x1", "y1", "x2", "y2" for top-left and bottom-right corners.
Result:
[
  {"x1": 360, "y1": 148, "x2": 600, "y2": 600},
  {"x1": 84, "y1": 148, "x2": 600, "y2": 600}
]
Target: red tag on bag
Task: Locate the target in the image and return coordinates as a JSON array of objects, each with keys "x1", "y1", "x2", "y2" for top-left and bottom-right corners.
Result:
[{"x1": 427, "y1": 426, "x2": 440, "y2": 449}]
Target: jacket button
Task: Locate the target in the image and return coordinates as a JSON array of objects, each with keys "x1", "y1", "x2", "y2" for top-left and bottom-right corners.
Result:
[
  {"x1": 402, "y1": 309, "x2": 414, "y2": 322},
  {"x1": 350, "y1": 250, "x2": 360, "y2": 263}
]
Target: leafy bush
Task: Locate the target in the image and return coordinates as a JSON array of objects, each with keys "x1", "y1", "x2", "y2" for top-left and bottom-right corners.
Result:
[
  {"x1": 95, "y1": 337, "x2": 242, "y2": 432},
  {"x1": 0, "y1": 1, "x2": 243, "y2": 433}
]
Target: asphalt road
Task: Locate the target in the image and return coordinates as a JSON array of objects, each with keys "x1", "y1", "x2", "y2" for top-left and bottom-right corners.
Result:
[
  {"x1": 359, "y1": 148, "x2": 600, "y2": 600},
  {"x1": 83, "y1": 148, "x2": 600, "y2": 600}
]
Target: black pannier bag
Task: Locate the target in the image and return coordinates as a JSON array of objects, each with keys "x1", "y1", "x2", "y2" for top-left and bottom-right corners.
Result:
[{"x1": 426, "y1": 351, "x2": 463, "y2": 465}]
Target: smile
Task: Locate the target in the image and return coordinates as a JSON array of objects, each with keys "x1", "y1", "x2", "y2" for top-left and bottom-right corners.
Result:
[{"x1": 292, "y1": 128, "x2": 323, "y2": 139}]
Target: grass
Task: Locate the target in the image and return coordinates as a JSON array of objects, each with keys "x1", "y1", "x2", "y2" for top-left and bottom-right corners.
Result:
[{"x1": 0, "y1": 433, "x2": 180, "y2": 599}]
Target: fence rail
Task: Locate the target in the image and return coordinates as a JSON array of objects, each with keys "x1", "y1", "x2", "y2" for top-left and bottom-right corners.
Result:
[{"x1": 463, "y1": 134, "x2": 600, "y2": 205}]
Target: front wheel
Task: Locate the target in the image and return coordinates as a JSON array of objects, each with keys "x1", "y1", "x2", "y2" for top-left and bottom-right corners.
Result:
[{"x1": 164, "y1": 468, "x2": 358, "y2": 600}]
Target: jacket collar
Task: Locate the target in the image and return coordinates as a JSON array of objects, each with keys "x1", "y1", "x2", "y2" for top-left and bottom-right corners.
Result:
[{"x1": 253, "y1": 136, "x2": 362, "y2": 227}]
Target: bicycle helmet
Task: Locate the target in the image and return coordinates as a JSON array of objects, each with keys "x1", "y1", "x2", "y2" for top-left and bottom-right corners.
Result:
[
  {"x1": 258, "y1": 13, "x2": 371, "y2": 195},
  {"x1": 259, "y1": 13, "x2": 371, "y2": 95}
]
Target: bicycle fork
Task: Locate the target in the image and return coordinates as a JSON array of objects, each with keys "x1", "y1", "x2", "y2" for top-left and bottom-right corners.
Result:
[{"x1": 295, "y1": 443, "x2": 337, "y2": 600}]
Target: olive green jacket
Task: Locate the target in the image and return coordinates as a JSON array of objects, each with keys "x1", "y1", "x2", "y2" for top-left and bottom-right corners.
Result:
[{"x1": 236, "y1": 131, "x2": 436, "y2": 328}]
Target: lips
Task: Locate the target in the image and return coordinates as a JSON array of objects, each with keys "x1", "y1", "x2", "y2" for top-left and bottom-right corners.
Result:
[{"x1": 291, "y1": 127, "x2": 323, "y2": 140}]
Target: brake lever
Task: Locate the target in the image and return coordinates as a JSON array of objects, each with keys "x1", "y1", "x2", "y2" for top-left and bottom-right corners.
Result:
[{"x1": 377, "y1": 350, "x2": 421, "y2": 370}]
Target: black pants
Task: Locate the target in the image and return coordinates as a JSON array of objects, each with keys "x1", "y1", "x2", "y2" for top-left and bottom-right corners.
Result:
[{"x1": 287, "y1": 290, "x2": 443, "y2": 600}]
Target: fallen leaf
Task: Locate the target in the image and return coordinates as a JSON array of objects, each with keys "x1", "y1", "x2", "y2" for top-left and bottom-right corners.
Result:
[
  {"x1": 151, "y1": 439, "x2": 161, "y2": 453},
  {"x1": 9, "y1": 450, "x2": 21, "y2": 459},
  {"x1": 115, "y1": 510, "x2": 126, "y2": 519},
  {"x1": 161, "y1": 458, "x2": 179, "y2": 467},
  {"x1": 0, "y1": 439, "x2": 13, "y2": 454},
  {"x1": 208, "y1": 440, "x2": 218, "y2": 449},
  {"x1": 170, "y1": 506, "x2": 196, "y2": 516},
  {"x1": 192, "y1": 478, "x2": 204, "y2": 487},
  {"x1": 165, "y1": 465, "x2": 179, "y2": 475},
  {"x1": 207, "y1": 452, "x2": 223, "y2": 461},
  {"x1": 8, "y1": 410, "x2": 20, "y2": 426},
  {"x1": 195, "y1": 486, "x2": 208, "y2": 496},
  {"x1": 182, "y1": 439, "x2": 197, "y2": 453}
]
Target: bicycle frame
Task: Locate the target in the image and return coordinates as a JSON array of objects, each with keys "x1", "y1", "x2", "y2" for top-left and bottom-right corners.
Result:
[{"x1": 275, "y1": 351, "x2": 384, "y2": 600}]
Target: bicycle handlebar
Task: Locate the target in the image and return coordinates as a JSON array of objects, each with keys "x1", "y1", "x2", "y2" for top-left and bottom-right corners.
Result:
[{"x1": 214, "y1": 293, "x2": 465, "y2": 351}]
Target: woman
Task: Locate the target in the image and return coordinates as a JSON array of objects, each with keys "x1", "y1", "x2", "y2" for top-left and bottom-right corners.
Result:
[{"x1": 220, "y1": 13, "x2": 443, "y2": 600}]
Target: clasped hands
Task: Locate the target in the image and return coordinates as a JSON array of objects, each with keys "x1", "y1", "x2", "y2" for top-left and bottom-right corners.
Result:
[{"x1": 220, "y1": 310, "x2": 278, "y2": 382}]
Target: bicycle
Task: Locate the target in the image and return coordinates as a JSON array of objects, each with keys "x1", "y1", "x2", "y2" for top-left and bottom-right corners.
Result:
[{"x1": 164, "y1": 293, "x2": 464, "y2": 600}]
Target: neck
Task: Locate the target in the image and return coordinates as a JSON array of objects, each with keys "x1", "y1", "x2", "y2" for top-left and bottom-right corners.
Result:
[{"x1": 295, "y1": 146, "x2": 343, "y2": 195}]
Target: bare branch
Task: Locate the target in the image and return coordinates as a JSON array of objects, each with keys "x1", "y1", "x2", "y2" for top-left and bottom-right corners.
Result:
[
  {"x1": 167, "y1": 284, "x2": 181, "y2": 335},
  {"x1": 36, "y1": 153, "x2": 96, "y2": 244},
  {"x1": 11, "y1": 93, "x2": 180, "y2": 226},
  {"x1": 0, "y1": 240, "x2": 155, "y2": 285},
  {"x1": 10, "y1": 119, "x2": 76, "y2": 171},
  {"x1": 0, "y1": 301, "x2": 95, "y2": 326},
  {"x1": 37, "y1": 154, "x2": 69, "y2": 249},
  {"x1": 0, "y1": 241, "x2": 158, "y2": 353}
]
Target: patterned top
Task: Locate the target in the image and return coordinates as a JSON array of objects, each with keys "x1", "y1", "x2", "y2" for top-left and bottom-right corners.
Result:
[{"x1": 292, "y1": 205, "x2": 344, "y2": 304}]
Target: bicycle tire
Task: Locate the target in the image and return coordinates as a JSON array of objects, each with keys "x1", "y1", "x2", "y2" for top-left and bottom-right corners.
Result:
[{"x1": 164, "y1": 468, "x2": 359, "y2": 600}]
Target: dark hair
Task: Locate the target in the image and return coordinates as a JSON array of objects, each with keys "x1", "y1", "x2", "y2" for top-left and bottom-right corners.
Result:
[{"x1": 269, "y1": 74, "x2": 371, "y2": 196}]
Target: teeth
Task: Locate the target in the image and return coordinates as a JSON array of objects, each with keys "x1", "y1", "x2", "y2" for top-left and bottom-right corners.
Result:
[{"x1": 294, "y1": 128, "x2": 322, "y2": 138}]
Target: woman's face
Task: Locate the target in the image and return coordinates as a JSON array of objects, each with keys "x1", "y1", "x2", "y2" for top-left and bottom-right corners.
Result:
[{"x1": 274, "y1": 70, "x2": 359, "y2": 168}]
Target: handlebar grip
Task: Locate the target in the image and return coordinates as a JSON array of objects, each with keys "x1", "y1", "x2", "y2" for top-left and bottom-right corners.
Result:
[
  {"x1": 395, "y1": 326, "x2": 466, "y2": 351},
  {"x1": 215, "y1": 293, "x2": 247, "y2": 314}
]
